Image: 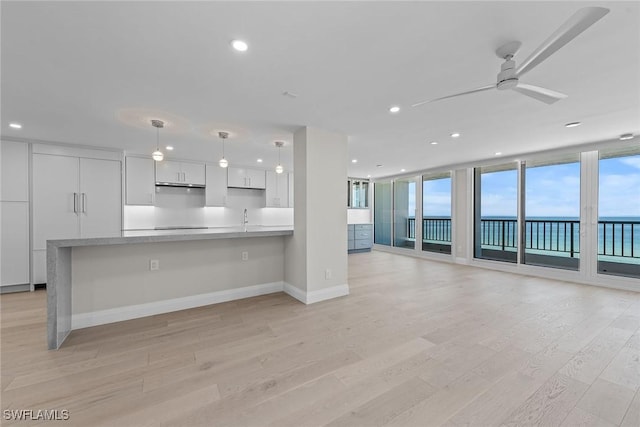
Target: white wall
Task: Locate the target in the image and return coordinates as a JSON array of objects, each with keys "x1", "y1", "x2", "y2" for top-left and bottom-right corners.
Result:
[
  {"x1": 347, "y1": 208, "x2": 372, "y2": 224},
  {"x1": 285, "y1": 126, "x2": 348, "y2": 298}
]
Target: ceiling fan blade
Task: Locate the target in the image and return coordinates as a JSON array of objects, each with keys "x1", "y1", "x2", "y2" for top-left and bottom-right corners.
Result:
[
  {"x1": 516, "y1": 7, "x2": 609, "y2": 77},
  {"x1": 513, "y1": 83, "x2": 568, "y2": 104},
  {"x1": 412, "y1": 84, "x2": 495, "y2": 107}
]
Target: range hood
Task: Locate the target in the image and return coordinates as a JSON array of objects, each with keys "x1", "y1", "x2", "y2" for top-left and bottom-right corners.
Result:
[{"x1": 155, "y1": 181, "x2": 205, "y2": 188}]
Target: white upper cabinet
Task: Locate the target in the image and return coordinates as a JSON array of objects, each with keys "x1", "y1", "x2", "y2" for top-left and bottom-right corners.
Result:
[
  {"x1": 265, "y1": 171, "x2": 289, "y2": 207},
  {"x1": 156, "y1": 160, "x2": 205, "y2": 186},
  {"x1": 1, "y1": 140, "x2": 29, "y2": 202},
  {"x1": 205, "y1": 164, "x2": 227, "y2": 206},
  {"x1": 125, "y1": 156, "x2": 155, "y2": 205},
  {"x1": 227, "y1": 167, "x2": 266, "y2": 189}
]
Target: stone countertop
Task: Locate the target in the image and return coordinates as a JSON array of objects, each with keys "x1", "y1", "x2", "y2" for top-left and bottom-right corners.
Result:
[{"x1": 47, "y1": 226, "x2": 294, "y2": 248}]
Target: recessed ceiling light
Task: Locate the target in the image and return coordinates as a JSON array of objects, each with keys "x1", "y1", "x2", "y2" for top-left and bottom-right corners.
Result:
[
  {"x1": 165, "y1": 146, "x2": 174, "y2": 151},
  {"x1": 400, "y1": 169, "x2": 406, "y2": 172},
  {"x1": 619, "y1": 133, "x2": 634, "y2": 141},
  {"x1": 450, "y1": 132, "x2": 461, "y2": 138},
  {"x1": 495, "y1": 152, "x2": 502, "y2": 156},
  {"x1": 231, "y1": 40, "x2": 248, "y2": 52},
  {"x1": 565, "y1": 122, "x2": 581, "y2": 128},
  {"x1": 257, "y1": 158, "x2": 263, "y2": 163},
  {"x1": 367, "y1": 175, "x2": 371, "y2": 178},
  {"x1": 430, "y1": 141, "x2": 438, "y2": 145},
  {"x1": 352, "y1": 159, "x2": 358, "y2": 163},
  {"x1": 376, "y1": 164, "x2": 383, "y2": 168},
  {"x1": 9, "y1": 123, "x2": 22, "y2": 129},
  {"x1": 282, "y1": 91, "x2": 298, "y2": 98},
  {"x1": 389, "y1": 106, "x2": 400, "y2": 114}
]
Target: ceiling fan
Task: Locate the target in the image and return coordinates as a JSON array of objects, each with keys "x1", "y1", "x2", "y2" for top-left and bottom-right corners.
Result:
[{"x1": 412, "y1": 7, "x2": 609, "y2": 107}]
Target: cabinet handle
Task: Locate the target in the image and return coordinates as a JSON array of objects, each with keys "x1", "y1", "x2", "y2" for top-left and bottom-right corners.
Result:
[
  {"x1": 73, "y1": 193, "x2": 78, "y2": 214},
  {"x1": 182, "y1": 172, "x2": 186, "y2": 182},
  {"x1": 248, "y1": 177, "x2": 251, "y2": 187},
  {"x1": 82, "y1": 193, "x2": 87, "y2": 213},
  {"x1": 176, "y1": 172, "x2": 180, "y2": 182}
]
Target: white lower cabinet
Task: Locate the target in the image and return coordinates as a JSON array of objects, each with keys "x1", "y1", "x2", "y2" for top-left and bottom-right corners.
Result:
[
  {"x1": 32, "y1": 153, "x2": 122, "y2": 283},
  {"x1": 1, "y1": 202, "x2": 29, "y2": 286}
]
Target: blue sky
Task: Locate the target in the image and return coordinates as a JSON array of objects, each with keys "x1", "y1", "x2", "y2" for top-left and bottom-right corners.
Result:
[
  {"x1": 404, "y1": 154, "x2": 640, "y2": 218},
  {"x1": 423, "y1": 178, "x2": 451, "y2": 216}
]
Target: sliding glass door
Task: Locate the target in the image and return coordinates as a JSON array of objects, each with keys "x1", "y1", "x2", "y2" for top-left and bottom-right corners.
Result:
[
  {"x1": 524, "y1": 156, "x2": 581, "y2": 270},
  {"x1": 598, "y1": 148, "x2": 640, "y2": 278},
  {"x1": 474, "y1": 164, "x2": 518, "y2": 262},
  {"x1": 393, "y1": 178, "x2": 416, "y2": 249},
  {"x1": 374, "y1": 181, "x2": 393, "y2": 246},
  {"x1": 422, "y1": 173, "x2": 452, "y2": 254}
]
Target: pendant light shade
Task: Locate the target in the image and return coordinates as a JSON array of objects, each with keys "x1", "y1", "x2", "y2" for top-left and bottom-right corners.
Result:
[
  {"x1": 274, "y1": 141, "x2": 284, "y2": 174},
  {"x1": 151, "y1": 119, "x2": 164, "y2": 162},
  {"x1": 218, "y1": 131, "x2": 229, "y2": 168}
]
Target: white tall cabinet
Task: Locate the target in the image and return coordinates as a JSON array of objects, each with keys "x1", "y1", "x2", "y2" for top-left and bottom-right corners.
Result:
[
  {"x1": 1, "y1": 141, "x2": 30, "y2": 290},
  {"x1": 32, "y1": 146, "x2": 122, "y2": 283},
  {"x1": 265, "y1": 171, "x2": 289, "y2": 207}
]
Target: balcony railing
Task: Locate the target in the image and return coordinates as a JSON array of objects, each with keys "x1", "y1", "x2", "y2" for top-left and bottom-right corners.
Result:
[{"x1": 404, "y1": 217, "x2": 639, "y2": 259}]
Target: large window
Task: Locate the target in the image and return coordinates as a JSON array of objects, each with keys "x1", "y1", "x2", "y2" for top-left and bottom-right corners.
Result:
[
  {"x1": 394, "y1": 178, "x2": 416, "y2": 249},
  {"x1": 524, "y1": 157, "x2": 581, "y2": 270},
  {"x1": 474, "y1": 164, "x2": 518, "y2": 262},
  {"x1": 598, "y1": 148, "x2": 640, "y2": 278},
  {"x1": 374, "y1": 182, "x2": 392, "y2": 246},
  {"x1": 422, "y1": 173, "x2": 452, "y2": 254}
]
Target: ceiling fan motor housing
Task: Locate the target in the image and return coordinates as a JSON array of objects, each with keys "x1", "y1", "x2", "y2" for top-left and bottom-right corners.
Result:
[{"x1": 497, "y1": 59, "x2": 518, "y2": 90}]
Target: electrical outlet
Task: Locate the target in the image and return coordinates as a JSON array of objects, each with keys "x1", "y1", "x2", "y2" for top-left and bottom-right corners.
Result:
[
  {"x1": 149, "y1": 259, "x2": 160, "y2": 271},
  {"x1": 242, "y1": 251, "x2": 249, "y2": 261},
  {"x1": 325, "y1": 269, "x2": 332, "y2": 280}
]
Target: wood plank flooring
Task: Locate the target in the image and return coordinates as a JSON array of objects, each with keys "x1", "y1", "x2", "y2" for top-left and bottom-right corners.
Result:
[{"x1": 1, "y1": 251, "x2": 639, "y2": 426}]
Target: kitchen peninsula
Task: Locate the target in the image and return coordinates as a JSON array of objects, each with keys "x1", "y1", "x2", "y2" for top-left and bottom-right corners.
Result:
[{"x1": 47, "y1": 226, "x2": 293, "y2": 349}]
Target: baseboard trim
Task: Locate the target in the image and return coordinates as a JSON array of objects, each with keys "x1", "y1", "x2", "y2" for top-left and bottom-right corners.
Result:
[
  {"x1": 283, "y1": 282, "x2": 350, "y2": 304},
  {"x1": 72, "y1": 281, "x2": 284, "y2": 329},
  {"x1": 0, "y1": 283, "x2": 31, "y2": 294}
]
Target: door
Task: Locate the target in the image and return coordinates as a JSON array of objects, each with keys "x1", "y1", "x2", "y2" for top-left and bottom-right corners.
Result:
[
  {"x1": 155, "y1": 160, "x2": 182, "y2": 184},
  {"x1": 181, "y1": 162, "x2": 206, "y2": 186},
  {"x1": 79, "y1": 158, "x2": 122, "y2": 238},
  {"x1": 125, "y1": 156, "x2": 155, "y2": 205},
  {"x1": 32, "y1": 154, "x2": 80, "y2": 250},
  {"x1": 246, "y1": 169, "x2": 266, "y2": 189}
]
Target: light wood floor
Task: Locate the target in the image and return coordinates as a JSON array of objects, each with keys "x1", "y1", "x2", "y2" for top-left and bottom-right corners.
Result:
[{"x1": 2, "y1": 251, "x2": 639, "y2": 426}]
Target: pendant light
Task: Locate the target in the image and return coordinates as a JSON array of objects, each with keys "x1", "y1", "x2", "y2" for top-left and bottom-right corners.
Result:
[
  {"x1": 151, "y1": 119, "x2": 164, "y2": 162},
  {"x1": 218, "y1": 131, "x2": 229, "y2": 168},
  {"x1": 274, "y1": 141, "x2": 284, "y2": 174}
]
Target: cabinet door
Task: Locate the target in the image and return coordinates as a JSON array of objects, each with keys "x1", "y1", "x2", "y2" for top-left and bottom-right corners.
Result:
[
  {"x1": 32, "y1": 154, "x2": 80, "y2": 250},
  {"x1": 155, "y1": 160, "x2": 182, "y2": 184},
  {"x1": 288, "y1": 173, "x2": 294, "y2": 208},
  {"x1": 1, "y1": 201, "x2": 29, "y2": 286},
  {"x1": 181, "y1": 162, "x2": 206, "y2": 186},
  {"x1": 1, "y1": 140, "x2": 29, "y2": 202},
  {"x1": 227, "y1": 167, "x2": 248, "y2": 188},
  {"x1": 79, "y1": 158, "x2": 122, "y2": 238},
  {"x1": 205, "y1": 164, "x2": 227, "y2": 206},
  {"x1": 125, "y1": 157, "x2": 155, "y2": 205},
  {"x1": 265, "y1": 171, "x2": 288, "y2": 207},
  {"x1": 246, "y1": 169, "x2": 266, "y2": 189}
]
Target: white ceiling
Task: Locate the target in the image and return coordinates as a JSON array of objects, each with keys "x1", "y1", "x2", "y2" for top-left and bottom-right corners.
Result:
[{"x1": 2, "y1": 1, "x2": 639, "y2": 178}]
